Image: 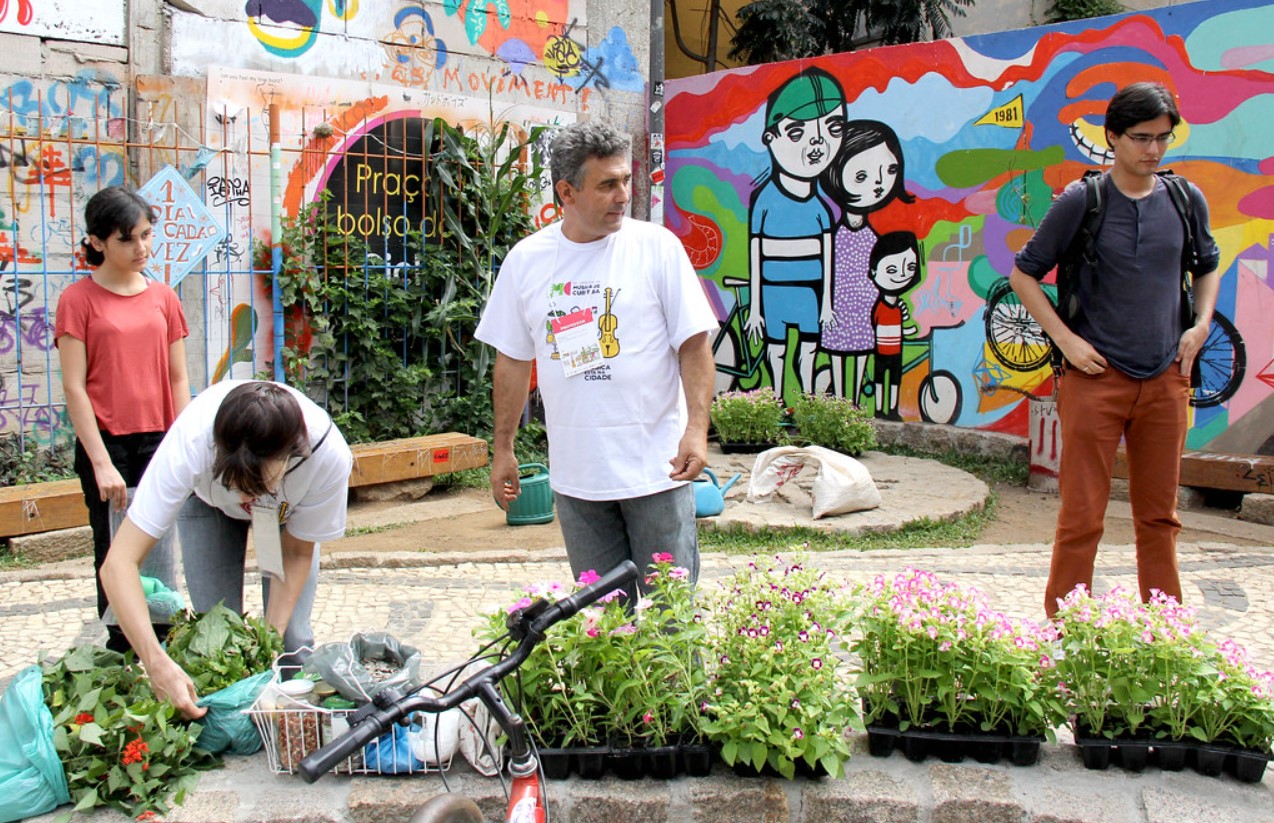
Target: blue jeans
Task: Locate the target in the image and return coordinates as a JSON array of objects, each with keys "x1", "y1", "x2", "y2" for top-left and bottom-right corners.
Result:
[
  {"x1": 554, "y1": 484, "x2": 699, "y2": 598},
  {"x1": 177, "y1": 495, "x2": 319, "y2": 657}
]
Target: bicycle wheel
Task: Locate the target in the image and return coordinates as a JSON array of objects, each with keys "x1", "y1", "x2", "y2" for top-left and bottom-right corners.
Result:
[
  {"x1": 919, "y1": 370, "x2": 962, "y2": 425},
  {"x1": 984, "y1": 280, "x2": 1053, "y2": 372},
  {"x1": 1190, "y1": 312, "x2": 1246, "y2": 408},
  {"x1": 408, "y1": 794, "x2": 484, "y2": 823}
]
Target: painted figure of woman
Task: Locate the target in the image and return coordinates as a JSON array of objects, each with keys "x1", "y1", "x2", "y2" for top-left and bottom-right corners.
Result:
[{"x1": 819, "y1": 121, "x2": 913, "y2": 404}]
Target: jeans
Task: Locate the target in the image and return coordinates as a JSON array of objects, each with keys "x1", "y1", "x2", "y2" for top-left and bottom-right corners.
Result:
[
  {"x1": 1044, "y1": 364, "x2": 1189, "y2": 617},
  {"x1": 76, "y1": 434, "x2": 177, "y2": 652},
  {"x1": 554, "y1": 484, "x2": 699, "y2": 599},
  {"x1": 177, "y1": 495, "x2": 319, "y2": 657}
]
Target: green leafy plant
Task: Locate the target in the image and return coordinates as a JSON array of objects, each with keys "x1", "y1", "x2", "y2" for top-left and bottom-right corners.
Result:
[
  {"x1": 710, "y1": 389, "x2": 788, "y2": 445},
  {"x1": 848, "y1": 567, "x2": 1065, "y2": 738},
  {"x1": 790, "y1": 393, "x2": 877, "y2": 455},
  {"x1": 0, "y1": 434, "x2": 75, "y2": 487},
  {"x1": 164, "y1": 603, "x2": 283, "y2": 694},
  {"x1": 41, "y1": 645, "x2": 216, "y2": 818},
  {"x1": 268, "y1": 116, "x2": 545, "y2": 444},
  {"x1": 702, "y1": 554, "x2": 857, "y2": 778}
]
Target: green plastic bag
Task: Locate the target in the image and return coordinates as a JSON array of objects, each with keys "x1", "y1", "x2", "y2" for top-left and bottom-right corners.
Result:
[
  {"x1": 0, "y1": 666, "x2": 70, "y2": 823},
  {"x1": 194, "y1": 670, "x2": 273, "y2": 756}
]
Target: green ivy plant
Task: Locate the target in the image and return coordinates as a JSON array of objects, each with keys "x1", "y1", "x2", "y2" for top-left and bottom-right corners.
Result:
[{"x1": 266, "y1": 117, "x2": 545, "y2": 443}]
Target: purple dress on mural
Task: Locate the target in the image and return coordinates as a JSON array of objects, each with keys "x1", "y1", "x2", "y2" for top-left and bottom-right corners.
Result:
[{"x1": 821, "y1": 221, "x2": 878, "y2": 354}]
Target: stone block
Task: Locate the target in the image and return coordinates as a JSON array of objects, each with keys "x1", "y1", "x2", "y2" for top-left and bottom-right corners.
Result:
[
  {"x1": 10, "y1": 525, "x2": 91, "y2": 563},
  {"x1": 1177, "y1": 485, "x2": 1208, "y2": 511},
  {"x1": 686, "y1": 778, "x2": 788, "y2": 823},
  {"x1": 805, "y1": 769, "x2": 920, "y2": 823},
  {"x1": 352, "y1": 478, "x2": 435, "y2": 503},
  {"x1": 0, "y1": 33, "x2": 43, "y2": 75},
  {"x1": 928, "y1": 763, "x2": 1021, "y2": 823},
  {"x1": 1109, "y1": 478, "x2": 1130, "y2": 502},
  {"x1": 1240, "y1": 492, "x2": 1274, "y2": 526}
]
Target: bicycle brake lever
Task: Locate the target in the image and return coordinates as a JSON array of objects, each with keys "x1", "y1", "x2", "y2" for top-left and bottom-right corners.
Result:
[{"x1": 507, "y1": 597, "x2": 551, "y2": 640}]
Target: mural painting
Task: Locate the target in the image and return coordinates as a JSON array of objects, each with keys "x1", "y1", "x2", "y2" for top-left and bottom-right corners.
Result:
[
  {"x1": 0, "y1": 0, "x2": 124, "y2": 45},
  {"x1": 665, "y1": 0, "x2": 1274, "y2": 453},
  {"x1": 170, "y1": 0, "x2": 637, "y2": 104}
]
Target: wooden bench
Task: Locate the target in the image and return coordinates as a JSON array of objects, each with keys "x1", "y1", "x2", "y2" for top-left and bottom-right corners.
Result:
[
  {"x1": 0, "y1": 432, "x2": 488, "y2": 539},
  {"x1": 1113, "y1": 449, "x2": 1274, "y2": 494}
]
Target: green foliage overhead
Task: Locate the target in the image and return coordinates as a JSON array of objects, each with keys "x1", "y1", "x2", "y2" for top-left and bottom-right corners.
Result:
[
  {"x1": 730, "y1": 0, "x2": 976, "y2": 65},
  {"x1": 1046, "y1": 0, "x2": 1124, "y2": 24}
]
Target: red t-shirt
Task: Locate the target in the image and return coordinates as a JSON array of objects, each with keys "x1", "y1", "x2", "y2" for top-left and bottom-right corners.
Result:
[{"x1": 55, "y1": 277, "x2": 189, "y2": 435}]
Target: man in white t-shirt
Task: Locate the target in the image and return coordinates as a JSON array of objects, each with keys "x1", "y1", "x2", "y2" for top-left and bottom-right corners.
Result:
[
  {"x1": 475, "y1": 121, "x2": 716, "y2": 594},
  {"x1": 101, "y1": 380, "x2": 353, "y2": 718}
]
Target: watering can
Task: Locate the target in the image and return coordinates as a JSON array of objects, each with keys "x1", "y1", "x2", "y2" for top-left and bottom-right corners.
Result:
[{"x1": 693, "y1": 467, "x2": 742, "y2": 517}]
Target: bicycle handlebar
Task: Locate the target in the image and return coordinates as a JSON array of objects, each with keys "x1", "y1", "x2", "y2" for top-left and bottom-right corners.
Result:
[{"x1": 297, "y1": 560, "x2": 639, "y2": 782}]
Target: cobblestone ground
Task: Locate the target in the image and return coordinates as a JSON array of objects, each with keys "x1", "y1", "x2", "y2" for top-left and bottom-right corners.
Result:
[{"x1": 4, "y1": 541, "x2": 1273, "y2": 691}]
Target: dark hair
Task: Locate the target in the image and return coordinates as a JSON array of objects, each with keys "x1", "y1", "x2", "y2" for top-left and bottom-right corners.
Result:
[
  {"x1": 550, "y1": 121, "x2": 631, "y2": 201},
  {"x1": 869, "y1": 231, "x2": 924, "y2": 292},
  {"x1": 821, "y1": 120, "x2": 915, "y2": 212},
  {"x1": 81, "y1": 187, "x2": 158, "y2": 267},
  {"x1": 1104, "y1": 82, "x2": 1181, "y2": 138},
  {"x1": 211, "y1": 382, "x2": 309, "y2": 498}
]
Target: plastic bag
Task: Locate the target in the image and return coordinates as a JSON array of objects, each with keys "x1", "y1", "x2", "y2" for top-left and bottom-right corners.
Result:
[
  {"x1": 747, "y1": 445, "x2": 882, "y2": 519},
  {"x1": 365, "y1": 721, "x2": 425, "y2": 774},
  {"x1": 406, "y1": 708, "x2": 461, "y2": 767},
  {"x1": 302, "y1": 632, "x2": 423, "y2": 703},
  {"x1": 194, "y1": 670, "x2": 273, "y2": 755},
  {"x1": 0, "y1": 666, "x2": 70, "y2": 823}
]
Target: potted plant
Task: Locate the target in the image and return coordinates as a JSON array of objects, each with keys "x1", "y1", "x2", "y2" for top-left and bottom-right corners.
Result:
[
  {"x1": 710, "y1": 389, "x2": 789, "y2": 452},
  {"x1": 476, "y1": 555, "x2": 709, "y2": 780},
  {"x1": 702, "y1": 555, "x2": 857, "y2": 779},
  {"x1": 789, "y1": 392, "x2": 877, "y2": 456},
  {"x1": 848, "y1": 568, "x2": 1064, "y2": 765}
]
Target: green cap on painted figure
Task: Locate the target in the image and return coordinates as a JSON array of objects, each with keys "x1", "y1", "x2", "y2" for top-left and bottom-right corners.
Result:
[{"x1": 765, "y1": 69, "x2": 845, "y2": 129}]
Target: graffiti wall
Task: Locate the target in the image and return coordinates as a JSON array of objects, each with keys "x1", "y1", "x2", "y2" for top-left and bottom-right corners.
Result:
[
  {"x1": 0, "y1": 0, "x2": 125, "y2": 44},
  {"x1": 665, "y1": 0, "x2": 1274, "y2": 454},
  {"x1": 0, "y1": 63, "x2": 129, "y2": 450}
]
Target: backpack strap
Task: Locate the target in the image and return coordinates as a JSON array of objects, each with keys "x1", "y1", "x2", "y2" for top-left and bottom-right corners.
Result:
[{"x1": 1156, "y1": 169, "x2": 1198, "y2": 326}]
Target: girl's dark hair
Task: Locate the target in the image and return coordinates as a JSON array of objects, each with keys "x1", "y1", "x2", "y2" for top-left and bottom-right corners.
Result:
[
  {"x1": 211, "y1": 382, "x2": 309, "y2": 498},
  {"x1": 81, "y1": 187, "x2": 158, "y2": 267},
  {"x1": 821, "y1": 120, "x2": 915, "y2": 212},
  {"x1": 869, "y1": 231, "x2": 924, "y2": 292},
  {"x1": 1105, "y1": 82, "x2": 1181, "y2": 137}
]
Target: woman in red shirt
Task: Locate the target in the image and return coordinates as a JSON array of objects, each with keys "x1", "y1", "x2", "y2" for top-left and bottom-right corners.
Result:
[{"x1": 55, "y1": 187, "x2": 190, "y2": 652}]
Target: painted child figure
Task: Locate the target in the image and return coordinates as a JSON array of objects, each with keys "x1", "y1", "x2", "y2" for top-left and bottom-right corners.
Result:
[{"x1": 869, "y1": 232, "x2": 922, "y2": 420}]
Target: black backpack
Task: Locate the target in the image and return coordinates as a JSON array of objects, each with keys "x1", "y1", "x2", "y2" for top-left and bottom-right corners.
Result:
[{"x1": 1052, "y1": 169, "x2": 1200, "y2": 372}]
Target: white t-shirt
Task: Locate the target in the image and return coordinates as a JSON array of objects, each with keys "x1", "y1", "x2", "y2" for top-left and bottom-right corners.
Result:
[
  {"x1": 476, "y1": 218, "x2": 717, "y2": 500},
  {"x1": 129, "y1": 380, "x2": 353, "y2": 543}
]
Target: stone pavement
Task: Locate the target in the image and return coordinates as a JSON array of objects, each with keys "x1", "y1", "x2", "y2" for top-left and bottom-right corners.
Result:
[{"x1": 5, "y1": 451, "x2": 1274, "y2": 821}]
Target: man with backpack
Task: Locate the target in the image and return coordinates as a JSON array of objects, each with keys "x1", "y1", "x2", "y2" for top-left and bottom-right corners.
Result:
[{"x1": 1009, "y1": 82, "x2": 1221, "y2": 618}]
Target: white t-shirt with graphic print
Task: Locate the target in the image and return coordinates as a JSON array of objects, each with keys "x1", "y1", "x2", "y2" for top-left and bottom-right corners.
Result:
[
  {"x1": 476, "y1": 218, "x2": 717, "y2": 501},
  {"x1": 128, "y1": 380, "x2": 353, "y2": 543}
]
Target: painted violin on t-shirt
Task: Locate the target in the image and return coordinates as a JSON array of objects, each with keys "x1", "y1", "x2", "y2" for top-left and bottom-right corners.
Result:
[{"x1": 599, "y1": 287, "x2": 620, "y2": 357}]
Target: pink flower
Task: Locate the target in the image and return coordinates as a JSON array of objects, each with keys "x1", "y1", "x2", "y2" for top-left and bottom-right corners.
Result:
[
  {"x1": 669, "y1": 567, "x2": 690, "y2": 580},
  {"x1": 577, "y1": 569, "x2": 601, "y2": 586},
  {"x1": 643, "y1": 712, "x2": 654, "y2": 724},
  {"x1": 652, "y1": 552, "x2": 674, "y2": 564},
  {"x1": 506, "y1": 597, "x2": 534, "y2": 614},
  {"x1": 811, "y1": 658, "x2": 824, "y2": 670},
  {"x1": 793, "y1": 727, "x2": 804, "y2": 739}
]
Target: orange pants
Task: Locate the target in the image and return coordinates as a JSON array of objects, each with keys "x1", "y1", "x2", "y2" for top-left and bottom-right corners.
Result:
[{"x1": 1043, "y1": 364, "x2": 1190, "y2": 617}]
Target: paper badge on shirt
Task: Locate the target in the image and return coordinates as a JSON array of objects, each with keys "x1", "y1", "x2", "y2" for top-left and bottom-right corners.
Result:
[
  {"x1": 551, "y1": 308, "x2": 603, "y2": 377},
  {"x1": 251, "y1": 504, "x2": 286, "y2": 581}
]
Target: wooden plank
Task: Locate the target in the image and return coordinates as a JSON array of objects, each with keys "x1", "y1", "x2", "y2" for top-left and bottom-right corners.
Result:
[
  {"x1": 0, "y1": 479, "x2": 87, "y2": 539},
  {"x1": 1113, "y1": 449, "x2": 1274, "y2": 494},
  {"x1": 348, "y1": 433, "x2": 488, "y2": 487},
  {"x1": 1, "y1": 433, "x2": 489, "y2": 538}
]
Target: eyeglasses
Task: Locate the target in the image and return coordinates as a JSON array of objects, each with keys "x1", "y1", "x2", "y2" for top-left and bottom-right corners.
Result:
[{"x1": 1122, "y1": 132, "x2": 1176, "y2": 147}]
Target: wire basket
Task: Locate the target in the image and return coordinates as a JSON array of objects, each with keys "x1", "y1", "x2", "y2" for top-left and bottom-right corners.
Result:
[{"x1": 245, "y1": 666, "x2": 457, "y2": 776}]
